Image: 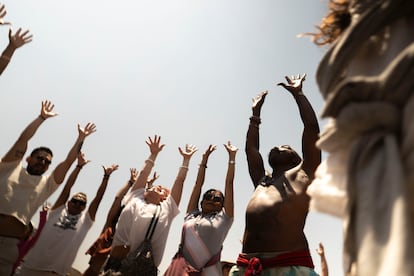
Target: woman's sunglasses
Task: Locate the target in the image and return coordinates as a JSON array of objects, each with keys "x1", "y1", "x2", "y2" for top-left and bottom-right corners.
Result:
[{"x1": 203, "y1": 193, "x2": 223, "y2": 203}]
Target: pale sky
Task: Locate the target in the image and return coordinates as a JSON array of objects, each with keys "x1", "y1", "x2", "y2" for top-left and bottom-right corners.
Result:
[{"x1": 1, "y1": 1, "x2": 343, "y2": 275}]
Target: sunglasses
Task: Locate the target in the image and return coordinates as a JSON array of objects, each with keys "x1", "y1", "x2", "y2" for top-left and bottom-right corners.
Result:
[
  {"x1": 70, "y1": 198, "x2": 86, "y2": 206},
  {"x1": 203, "y1": 193, "x2": 223, "y2": 203},
  {"x1": 36, "y1": 156, "x2": 52, "y2": 165}
]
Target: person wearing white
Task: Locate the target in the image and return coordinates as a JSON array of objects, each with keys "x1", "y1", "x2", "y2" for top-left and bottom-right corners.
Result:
[
  {"x1": 0, "y1": 100, "x2": 96, "y2": 276},
  {"x1": 16, "y1": 153, "x2": 117, "y2": 276},
  {"x1": 106, "y1": 135, "x2": 197, "y2": 271}
]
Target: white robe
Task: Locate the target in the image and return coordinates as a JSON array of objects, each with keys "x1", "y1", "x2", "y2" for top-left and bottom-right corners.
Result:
[{"x1": 308, "y1": 1, "x2": 414, "y2": 275}]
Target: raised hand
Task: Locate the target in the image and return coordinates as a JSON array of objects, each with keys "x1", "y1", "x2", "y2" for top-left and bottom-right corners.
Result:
[
  {"x1": 129, "y1": 168, "x2": 138, "y2": 183},
  {"x1": 203, "y1": 144, "x2": 216, "y2": 158},
  {"x1": 252, "y1": 90, "x2": 268, "y2": 115},
  {"x1": 179, "y1": 144, "x2": 198, "y2": 160},
  {"x1": 316, "y1": 242, "x2": 325, "y2": 257},
  {"x1": 40, "y1": 100, "x2": 58, "y2": 119},
  {"x1": 77, "y1": 152, "x2": 90, "y2": 167},
  {"x1": 77, "y1": 123, "x2": 97, "y2": 139},
  {"x1": 9, "y1": 28, "x2": 33, "y2": 49},
  {"x1": 224, "y1": 141, "x2": 238, "y2": 157},
  {"x1": 146, "y1": 135, "x2": 165, "y2": 155},
  {"x1": 103, "y1": 164, "x2": 119, "y2": 176},
  {"x1": 0, "y1": 4, "x2": 11, "y2": 25},
  {"x1": 146, "y1": 171, "x2": 159, "y2": 189},
  {"x1": 278, "y1": 74, "x2": 306, "y2": 95}
]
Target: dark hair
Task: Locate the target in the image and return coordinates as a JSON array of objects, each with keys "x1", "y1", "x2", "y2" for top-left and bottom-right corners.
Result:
[
  {"x1": 310, "y1": 0, "x2": 351, "y2": 45},
  {"x1": 202, "y1": 189, "x2": 224, "y2": 203},
  {"x1": 30, "y1": 147, "x2": 53, "y2": 157}
]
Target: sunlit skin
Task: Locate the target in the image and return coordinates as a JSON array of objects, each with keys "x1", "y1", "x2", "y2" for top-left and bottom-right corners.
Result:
[
  {"x1": 244, "y1": 74, "x2": 321, "y2": 254},
  {"x1": 67, "y1": 198, "x2": 87, "y2": 215},
  {"x1": 144, "y1": 185, "x2": 170, "y2": 205},
  {"x1": 26, "y1": 151, "x2": 52, "y2": 176},
  {"x1": 200, "y1": 190, "x2": 224, "y2": 215}
]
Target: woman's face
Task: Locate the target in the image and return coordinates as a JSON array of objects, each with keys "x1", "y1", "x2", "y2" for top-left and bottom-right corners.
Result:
[
  {"x1": 201, "y1": 190, "x2": 224, "y2": 214},
  {"x1": 144, "y1": 185, "x2": 170, "y2": 205}
]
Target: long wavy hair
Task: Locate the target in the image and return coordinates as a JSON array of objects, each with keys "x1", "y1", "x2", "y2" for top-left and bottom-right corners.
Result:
[{"x1": 309, "y1": 0, "x2": 352, "y2": 45}]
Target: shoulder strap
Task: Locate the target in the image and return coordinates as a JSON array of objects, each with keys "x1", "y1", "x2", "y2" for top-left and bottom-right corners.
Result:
[{"x1": 144, "y1": 205, "x2": 161, "y2": 241}]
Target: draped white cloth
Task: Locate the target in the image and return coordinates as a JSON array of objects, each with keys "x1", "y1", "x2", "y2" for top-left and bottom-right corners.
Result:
[{"x1": 308, "y1": 1, "x2": 414, "y2": 275}]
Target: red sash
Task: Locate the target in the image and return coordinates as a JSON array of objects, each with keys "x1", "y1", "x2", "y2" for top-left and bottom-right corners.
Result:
[{"x1": 236, "y1": 250, "x2": 314, "y2": 276}]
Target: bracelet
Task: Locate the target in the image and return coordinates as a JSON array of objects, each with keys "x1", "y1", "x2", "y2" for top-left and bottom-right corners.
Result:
[
  {"x1": 249, "y1": 115, "x2": 261, "y2": 125},
  {"x1": 180, "y1": 166, "x2": 189, "y2": 170},
  {"x1": 199, "y1": 163, "x2": 207, "y2": 168},
  {"x1": 145, "y1": 159, "x2": 155, "y2": 165},
  {"x1": 128, "y1": 180, "x2": 134, "y2": 186},
  {"x1": 76, "y1": 165, "x2": 83, "y2": 169},
  {"x1": 39, "y1": 115, "x2": 46, "y2": 121},
  {"x1": 103, "y1": 174, "x2": 110, "y2": 179},
  {"x1": 298, "y1": 91, "x2": 304, "y2": 96},
  {"x1": 229, "y1": 161, "x2": 236, "y2": 165},
  {"x1": 1, "y1": 55, "x2": 10, "y2": 61}
]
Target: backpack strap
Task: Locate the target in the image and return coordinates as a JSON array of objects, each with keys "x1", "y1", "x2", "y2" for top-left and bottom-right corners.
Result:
[{"x1": 144, "y1": 205, "x2": 161, "y2": 241}]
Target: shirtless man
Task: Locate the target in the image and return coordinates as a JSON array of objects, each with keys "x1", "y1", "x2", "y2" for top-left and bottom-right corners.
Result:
[{"x1": 230, "y1": 74, "x2": 321, "y2": 276}]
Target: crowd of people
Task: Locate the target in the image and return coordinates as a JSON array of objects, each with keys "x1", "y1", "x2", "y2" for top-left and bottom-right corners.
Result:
[{"x1": 2, "y1": 0, "x2": 412, "y2": 275}]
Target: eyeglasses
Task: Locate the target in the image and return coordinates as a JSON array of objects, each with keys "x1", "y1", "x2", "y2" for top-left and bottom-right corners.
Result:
[
  {"x1": 36, "y1": 156, "x2": 52, "y2": 165},
  {"x1": 70, "y1": 198, "x2": 86, "y2": 206},
  {"x1": 203, "y1": 193, "x2": 223, "y2": 203}
]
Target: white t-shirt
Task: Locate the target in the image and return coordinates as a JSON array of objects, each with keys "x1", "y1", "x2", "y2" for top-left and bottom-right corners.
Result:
[
  {"x1": 182, "y1": 209, "x2": 233, "y2": 275},
  {"x1": 22, "y1": 205, "x2": 93, "y2": 275},
  {"x1": 113, "y1": 188, "x2": 180, "y2": 266},
  {"x1": 0, "y1": 160, "x2": 58, "y2": 225}
]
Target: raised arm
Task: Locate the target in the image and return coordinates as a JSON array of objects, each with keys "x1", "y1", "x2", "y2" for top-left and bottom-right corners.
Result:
[
  {"x1": 170, "y1": 144, "x2": 198, "y2": 206},
  {"x1": 0, "y1": 27, "x2": 33, "y2": 75},
  {"x1": 186, "y1": 145, "x2": 216, "y2": 213},
  {"x1": 131, "y1": 135, "x2": 165, "y2": 191},
  {"x1": 245, "y1": 91, "x2": 268, "y2": 187},
  {"x1": 278, "y1": 74, "x2": 321, "y2": 181},
  {"x1": 52, "y1": 152, "x2": 90, "y2": 209},
  {"x1": 88, "y1": 164, "x2": 119, "y2": 221},
  {"x1": 223, "y1": 141, "x2": 237, "y2": 218},
  {"x1": 104, "y1": 168, "x2": 138, "y2": 230},
  {"x1": 316, "y1": 242, "x2": 329, "y2": 276},
  {"x1": 52, "y1": 122, "x2": 97, "y2": 184},
  {"x1": 2, "y1": 101, "x2": 57, "y2": 162}
]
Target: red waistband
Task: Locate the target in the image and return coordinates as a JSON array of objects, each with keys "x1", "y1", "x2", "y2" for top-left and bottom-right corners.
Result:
[{"x1": 237, "y1": 250, "x2": 314, "y2": 275}]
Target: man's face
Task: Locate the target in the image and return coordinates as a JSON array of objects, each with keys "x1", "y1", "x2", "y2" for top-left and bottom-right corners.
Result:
[
  {"x1": 67, "y1": 197, "x2": 87, "y2": 215},
  {"x1": 144, "y1": 185, "x2": 170, "y2": 205},
  {"x1": 269, "y1": 145, "x2": 301, "y2": 169},
  {"x1": 26, "y1": 151, "x2": 52, "y2": 176}
]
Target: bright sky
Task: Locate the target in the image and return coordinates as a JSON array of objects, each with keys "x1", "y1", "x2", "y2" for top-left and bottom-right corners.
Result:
[{"x1": 1, "y1": 1, "x2": 343, "y2": 275}]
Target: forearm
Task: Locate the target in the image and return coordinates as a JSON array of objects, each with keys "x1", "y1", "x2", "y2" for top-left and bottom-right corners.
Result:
[
  {"x1": 0, "y1": 54, "x2": 10, "y2": 75},
  {"x1": 94, "y1": 175, "x2": 110, "y2": 204},
  {"x1": 116, "y1": 180, "x2": 133, "y2": 198},
  {"x1": 246, "y1": 115, "x2": 261, "y2": 153},
  {"x1": 171, "y1": 161, "x2": 190, "y2": 206},
  {"x1": 89, "y1": 174, "x2": 110, "y2": 221},
  {"x1": 53, "y1": 166, "x2": 82, "y2": 208},
  {"x1": 186, "y1": 164, "x2": 205, "y2": 212},
  {"x1": 224, "y1": 160, "x2": 235, "y2": 217},
  {"x1": 321, "y1": 256, "x2": 329, "y2": 276},
  {"x1": 132, "y1": 155, "x2": 157, "y2": 191},
  {"x1": 21, "y1": 115, "x2": 46, "y2": 140},
  {"x1": 53, "y1": 136, "x2": 85, "y2": 184},
  {"x1": 293, "y1": 93, "x2": 319, "y2": 130}
]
